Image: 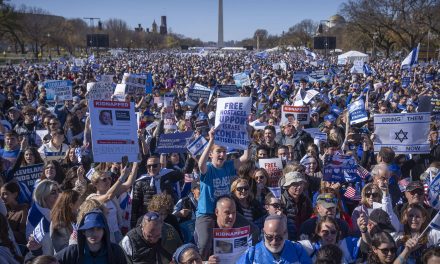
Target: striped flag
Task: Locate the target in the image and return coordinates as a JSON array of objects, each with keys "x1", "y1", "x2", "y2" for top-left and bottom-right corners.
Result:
[
  {"x1": 344, "y1": 186, "x2": 361, "y2": 201},
  {"x1": 429, "y1": 211, "x2": 440, "y2": 230},
  {"x1": 428, "y1": 171, "x2": 440, "y2": 210},
  {"x1": 401, "y1": 43, "x2": 420, "y2": 69},
  {"x1": 255, "y1": 51, "x2": 268, "y2": 59},
  {"x1": 187, "y1": 136, "x2": 208, "y2": 156},
  {"x1": 356, "y1": 165, "x2": 370, "y2": 180},
  {"x1": 304, "y1": 48, "x2": 317, "y2": 60},
  {"x1": 33, "y1": 218, "x2": 50, "y2": 243}
]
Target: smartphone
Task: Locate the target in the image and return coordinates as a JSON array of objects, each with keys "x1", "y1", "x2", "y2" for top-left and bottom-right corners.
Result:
[{"x1": 121, "y1": 156, "x2": 128, "y2": 167}]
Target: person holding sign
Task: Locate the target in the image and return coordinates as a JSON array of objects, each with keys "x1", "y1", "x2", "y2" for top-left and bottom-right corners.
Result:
[
  {"x1": 238, "y1": 214, "x2": 312, "y2": 264},
  {"x1": 195, "y1": 127, "x2": 249, "y2": 260}
]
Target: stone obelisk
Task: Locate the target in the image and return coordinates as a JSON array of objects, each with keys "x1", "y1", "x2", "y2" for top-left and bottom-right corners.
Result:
[{"x1": 218, "y1": 0, "x2": 224, "y2": 48}]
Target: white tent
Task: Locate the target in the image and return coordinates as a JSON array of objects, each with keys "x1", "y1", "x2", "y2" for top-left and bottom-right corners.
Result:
[{"x1": 337, "y1": 50, "x2": 369, "y2": 65}]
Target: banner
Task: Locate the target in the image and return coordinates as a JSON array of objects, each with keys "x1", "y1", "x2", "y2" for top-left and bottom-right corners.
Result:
[
  {"x1": 213, "y1": 226, "x2": 250, "y2": 264},
  {"x1": 418, "y1": 96, "x2": 440, "y2": 114},
  {"x1": 86, "y1": 82, "x2": 114, "y2": 100},
  {"x1": 89, "y1": 100, "x2": 139, "y2": 162},
  {"x1": 293, "y1": 71, "x2": 309, "y2": 83},
  {"x1": 349, "y1": 99, "x2": 368, "y2": 125},
  {"x1": 156, "y1": 131, "x2": 193, "y2": 154},
  {"x1": 217, "y1": 85, "x2": 239, "y2": 97},
  {"x1": 187, "y1": 135, "x2": 209, "y2": 156},
  {"x1": 44, "y1": 80, "x2": 73, "y2": 101},
  {"x1": 373, "y1": 112, "x2": 430, "y2": 154},
  {"x1": 121, "y1": 73, "x2": 147, "y2": 95},
  {"x1": 186, "y1": 84, "x2": 213, "y2": 106},
  {"x1": 401, "y1": 77, "x2": 411, "y2": 88},
  {"x1": 164, "y1": 94, "x2": 176, "y2": 130},
  {"x1": 259, "y1": 158, "x2": 283, "y2": 187},
  {"x1": 214, "y1": 97, "x2": 251, "y2": 150},
  {"x1": 323, "y1": 154, "x2": 358, "y2": 182},
  {"x1": 281, "y1": 105, "x2": 310, "y2": 125},
  {"x1": 233, "y1": 72, "x2": 251, "y2": 87},
  {"x1": 145, "y1": 72, "x2": 153, "y2": 94},
  {"x1": 13, "y1": 164, "x2": 43, "y2": 192}
]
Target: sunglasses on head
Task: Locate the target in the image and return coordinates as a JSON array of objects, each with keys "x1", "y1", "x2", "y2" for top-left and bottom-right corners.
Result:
[
  {"x1": 143, "y1": 212, "x2": 160, "y2": 221},
  {"x1": 365, "y1": 192, "x2": 380, "y2": 198},
  {"x1": 264, "y1": 232, "x2": 284, "y2": 242},
  {"x1": 147, "y1": 163, "x2": 159, "y2": 169},
  {"x1": 236, "y1": 186, "x2": 249, "y2": 192},
  {"x1": 376, "y1": 247, "x2": 396, "y2": 255}
]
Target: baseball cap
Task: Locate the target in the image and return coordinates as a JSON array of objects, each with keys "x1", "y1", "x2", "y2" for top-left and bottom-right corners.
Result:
[
  {"x1": 7, "y1": 106, "x2": 19, "y2": 113},
  {"x1": 369, "y1": 209, "x2": 396, "y2": 233},
  {"x1": 282, "y1": 172, "x2": 306, "y2": 187},
  {"x1": 324, "y1": 114, "x2": 336, "y2": 122},
  {"x1": 405, "y1": 181, "x2": 424, "y2": 192},
  {"x1": 78, "y1": 212, "x2": 106, "y2": 230},
  {"x1": 316, "y1": 193, "x2": 338, "y2": 209}
]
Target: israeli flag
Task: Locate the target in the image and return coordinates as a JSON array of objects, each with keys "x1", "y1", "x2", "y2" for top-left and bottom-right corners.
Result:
[
  {"x1": 33, "y1": 218, "x2": 49, "y2": 243},
  {"x1": 384, "y1": 90, "x2": 394, "y2": 101},
  {"x1": 428, "y1": 171, "x2": 440, "y2": 210},
  {"x1": 187, "y1": 136, "x2": 208, "y2": 156},
  {"x1": 255, "y1": 51, "x2": 268, "y2": 59},
  {"x1": 430, "y1": 211, "x2": 440, "y2": 230},
  {"x1": 401, "y1": 43, "x2": 420, "y2": 69},
  {"x1": 268, "y1": 187, "x2": 281, "y2": 199},
  {"x1": 363, "y1": 63, "x2": 376, "y2": 76},
  {"x1": 304, "y1": 48, "x2": 317, "y2": 60},
  {"x1": 88, "y1": 53, "x2": 95, "y2": 62}
]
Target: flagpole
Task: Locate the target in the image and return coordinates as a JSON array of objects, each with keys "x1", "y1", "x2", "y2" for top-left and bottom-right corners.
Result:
[{"x1": 418, "y1": 225, "x2": 431, "y2": 241}]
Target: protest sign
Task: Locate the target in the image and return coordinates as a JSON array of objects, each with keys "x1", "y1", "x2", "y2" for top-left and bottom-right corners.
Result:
[
  {"x1": 401, "y1": 77, "x2": 411, "y2": 88},
  {"x1": 217, "y1": 84, "x2": 239, "y2": 97},
  {"x1": 14, "y1": 164, "x2": 43, "y2": 192},
  {"x1": 281, "y1": 105, "x2": 310, "y2": 125},
  {"x1": 186, "y1": 83, "x2": 213, "y2": 106},
  {"x1": 121, "y1": 73, "x2": 147, "y2": 95},
  {"x1": 187, "y1": 135, "x2": 209, "y2": 156},
  {"x1": 259, "y1": 158, "x2": 283, "y2": 187},
  {"x1": 73, "y1": 58, "x2": 84, "y2": 66},
  {"x1": 145, "y1": 72, "x2": 153, "y2": 94},
  {"x1": 293, "y1": 71, "x2": 309, "y2": 83},
  {"x1": 113, "y1": 84, "x2": 126, "y2": 101},
  {"x1": 96, "y1": 74, "x2": 114, "y2": 83},
  {"x1": 44, "y1": 80, "x2": 73, "y2": 101},
  {"x1": 303, "y1": 89, "x2": 319, "y2": 104},
  {"x1": 349, "y1": 99, "x2": 368, "y2": 125},
  {"x1": 164, "y1": 94, "x2": 176, "y2": 130},
  {"x1": 233, "y1": 72, "x2": 251, "y2": 87},
  {"x1": 373, "y1": 112, "x2": 430, "y2": 154},
  {"x1": 86, "y1": 82, "x2": 114, "y2": 100},
  {"x1": 323, "y1": 154, "x2": 358, "y2": 182},
  {"x1": 350, "y1": 60, "x2": 364, "y2": 74},
  {"x1": 156, "y1": 131, "x2": 193, "y2": 153},
  {"x1": 214, "y1": 97, "x2": 251, "y2": 150},
  {"x1": 89, "y1": 100, "x2": 139, "y2": 162},
  {"x1": 418, "y1": 96, "x2": 440, "y2": 114},
  {"x1": 213, "y1": 226, "x2": 250, "y2": 264}
]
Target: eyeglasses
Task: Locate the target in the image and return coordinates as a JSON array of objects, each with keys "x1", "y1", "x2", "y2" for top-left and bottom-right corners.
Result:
[
  {"x1": 143, "y1": 212, "x2": 160, "y2": 221},
  {"x1": 236, "y1": 186, "x2": 249, "y2": 192},
  {"x1": 365, "y1": 192, "x2": 380, "y2": 198},
  {"x1": 147, "y1": 163, "x2": 159, "y2": 169},
  {"x1": 264, "y1": 232, "x2": 284, "y2": 242},
  {"x1": 409, "y1": 189, "x2": 424, "y2": 196},
  {"x1": 268, "y1": 203, "x2": 282, "y2": 209},
  {"x1": 255, "y1": 175, "x2": 266, "y2": 181},
  {"x1": 320, "y1": 230, "x2": 338, "y2": 236},
  {"x1": 376, "y1": 247, "x2": 396, "y2": 255}
]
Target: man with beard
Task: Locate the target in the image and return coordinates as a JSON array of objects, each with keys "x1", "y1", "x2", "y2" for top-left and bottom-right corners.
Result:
[{"x1": 238, "y1": 214, "x2": 311, "y2": 264}]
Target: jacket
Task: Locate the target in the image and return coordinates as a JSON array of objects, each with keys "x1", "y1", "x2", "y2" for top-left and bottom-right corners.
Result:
[
  {"x1": 281, "y1": 191, "x2": 313, "y2": 230},
  {"x1": 55, "y1": 210, "x2": 127, "y2": 264}
]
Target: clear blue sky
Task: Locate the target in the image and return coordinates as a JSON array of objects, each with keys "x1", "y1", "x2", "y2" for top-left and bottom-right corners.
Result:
[{"x1": 13, "y1": 0, "x2": 346, "y2": 42}]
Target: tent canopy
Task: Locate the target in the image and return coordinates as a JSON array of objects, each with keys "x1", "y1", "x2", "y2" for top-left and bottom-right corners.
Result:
[{"x1": 337, "y1": 50, "x2": 369, "y2": 64}]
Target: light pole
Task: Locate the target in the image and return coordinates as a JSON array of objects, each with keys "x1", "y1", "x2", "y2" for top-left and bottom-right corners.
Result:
[
  {"x1": 427, "y1": 30, "x2": 431, "y2": 61},
  {"x1": 46, "y1": 33, "x2": 51, "y2": 61},
  {"x1": 372, "y1": 32, "x2": 378, "y2": 60}
]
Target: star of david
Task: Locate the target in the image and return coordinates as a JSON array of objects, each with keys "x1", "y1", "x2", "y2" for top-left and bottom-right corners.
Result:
[{"x1": 394, "y1": 129, "x2": 408, "y2": 143}]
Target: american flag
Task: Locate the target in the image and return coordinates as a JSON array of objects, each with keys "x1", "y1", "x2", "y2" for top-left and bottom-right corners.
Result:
[
  {"x1": 344, "y1": 186, "x2": 361, "y2": 201},
  {"x1": 356, "y1": 165, "x2": 370, "y2": 180}
]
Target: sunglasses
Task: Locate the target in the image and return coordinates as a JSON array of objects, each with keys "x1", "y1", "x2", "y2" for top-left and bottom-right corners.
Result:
[
  {"x1": 321, "y1": 230, "x2": 338, "y2": 236},
  {"x1": 255, "y1": 176, "x2": 266, "y2": 181},
  {"x1": 147, "y1": 163, "x2": 159, "y2": 169},
  {"x1": 143, "y1": 212, "x2": 160, "y2": 221},
  {"x1": 268, "y1": 203, "x2": 282, "y2": 209},
  {"x1": 264, "y1": 232, "x2": 284, "y2": 242},
  {"x1": 236, "y1": 186, "x2": 249, "y2": 192},
  {"x1": 409, "y1": 189, "x2": 424, "y2": 196},
  {"x1": 376, "y1": 247, "x2": 396, "y2": 255},
  {"x1": 365, "y1": 192, "x2": 380, "y2": 198}
]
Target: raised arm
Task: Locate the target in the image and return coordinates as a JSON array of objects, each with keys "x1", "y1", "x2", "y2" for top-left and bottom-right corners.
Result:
[
  {"x1": 199, "y1": 127, "x2": 215, "y2": 175},
  {"x1": 117, "y1": 162, "x2": 139, "y2": 195}
]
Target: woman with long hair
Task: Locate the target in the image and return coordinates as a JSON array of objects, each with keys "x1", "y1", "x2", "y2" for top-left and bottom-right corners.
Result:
[
  {"x1": 63, "y1": 113, "x2": 84, "y2": 144},
  {"x1": 230, "y1": 178, "x2": 264, "y2": 222},
  {"x1": 351, "y1": 183, "x2": 383, "y2": 233},
  {"x1": 36, "y1": 160, "x2": 65, "y2": 187},
  {"x1": 367, "y1": 231, "x2": 418, "y2": 264},
  {"x1": 395, "y1": 204, "x2": 440, "y2": 264},
  {"x1": 60, "y1": 146, "x2": 80, "y2": 171},
  {"x1": 0, "y1": 214, "x2": 21, "y2": 264},
  {"x1": 1, "y1": 181, "x2": 29, "y2": 245},
  {"x1": 252, "y1": 168, "x2": 269, "y2": 204},
  {"x1": 50, "y1": 189, "x2": 82, "y2": 253}
]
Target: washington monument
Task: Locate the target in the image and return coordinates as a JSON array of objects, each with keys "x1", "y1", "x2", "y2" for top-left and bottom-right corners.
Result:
[{"x1": 218, "y1": 0, "x2": 224, "y2": 48}]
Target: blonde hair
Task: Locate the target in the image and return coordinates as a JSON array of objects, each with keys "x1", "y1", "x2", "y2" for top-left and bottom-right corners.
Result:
[
  {"x1": 77, "y1": 198, "x2": 106, "y2": 224},
  {"x1": 147, "y1": 193, "x2": 174, "y2": 215},
  {"x1": 33, "y1": 180, "x2": 59, "y2": 208},
  {"x1": 90, "y1": 170, "x2": 111, "y2": 185},
  {"x1": 361, "y1": 183, "x2": 383, "y2": 206},
  {"x1": 231, "y1": 178, "x2": 253, "y2": 200}
]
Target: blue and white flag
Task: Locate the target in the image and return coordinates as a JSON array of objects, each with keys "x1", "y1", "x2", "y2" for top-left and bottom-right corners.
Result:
[
  {"x1": 88, "y1": 53, "x2": 95, "y2": 62},
  {"x1": 363, "y1": 63, "x2": 376, "y2": 76},
  {"x1": 268, "y1": 187, "x2": 281, "y2": 199},
  {"x1": 255, "y1": 51, "x2": 268, "y2": 59},
  {"x1": 349, "y1": 99, "x2": 368, "y2": 125},
  {"x1": 187, "y1": 135, "x2": 208, "y2": 156},
  {"x1": 429, "y1": 211, "x2": 440, "y2": 230},
  {"x1": 33, "y1": 217, "x2": 50, "y2": 243},
  {"x1": 384, "y1": 90, "x2": 394, "y2": 101},
  {"x1": 304, "y1": 48, "x2": 317, "y2": 60},
  {"x1": 428, "y1": 171, "x2": 440, "y2": 210},
  {"x1": 401, "y1": 43, "x2": 420, "y2": 69}
]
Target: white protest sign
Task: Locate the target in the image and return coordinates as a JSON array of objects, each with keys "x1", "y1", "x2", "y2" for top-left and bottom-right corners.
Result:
[
  {"x1": 121, "y1": 73, "x2": 146, "y2": 95},
  {"x1": 349, "y1": 99, "x2": 368, "y2": 125},
  {"x1": 214, "y1": 97, "x2": 251, "y2": 150},
  {"x1": 233, "y1": 72, "x2": 251, "y2": 87},
  {"x1": 186, "y1": 83, "x2": 213, "y2": 106},
  {"x1": 350, "y1": 60, "x2": 364, "y2": 74},
  {"x1": 303, "y1": 89, "x2": 319, "y2": 104},
  {"x1": 374, "y1": 112, "x2": 430, "y2": 154},
  {"x1": 86, "y1": 82, "x2": 114, "y2": 100},
  {"x1": 43, "y1": 80, "x2": 73, "y2": 101},
  {"x1": 259, "y1": 158, "x2": 283, "y2": 187},
  {"x1": 113, "y1": 84, "x2": 126, "y2": 101},
  {"x1": 281, "y1": 105, "x2": 310, "y2": 125},
  {"x1": 89, "y1": 100, "x2": 139, "y2": 162},
  {"x1": 213, "y1": 226, "x2": 250, "y2": 264},
  {"x1": 96, "y1": 74, "x2": 114, "y2": 83}
]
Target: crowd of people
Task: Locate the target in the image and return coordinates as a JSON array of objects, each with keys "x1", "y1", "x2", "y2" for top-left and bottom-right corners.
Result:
[{"x1": 0, "y1": 48, "x2": 439, "y2": 264}]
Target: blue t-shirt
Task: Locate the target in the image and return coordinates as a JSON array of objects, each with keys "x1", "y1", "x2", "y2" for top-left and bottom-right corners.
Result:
[{"x1": 196, "y1": 160, "x2": 236, "y2": 217}]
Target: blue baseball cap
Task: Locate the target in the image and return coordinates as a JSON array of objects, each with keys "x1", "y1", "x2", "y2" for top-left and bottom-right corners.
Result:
[
  {"x1": 78, "y1": 212, "x2": 106, "y2": 231},
  {"x1": 324, "y1": 114, "x2": 336, "y2": 122}
]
